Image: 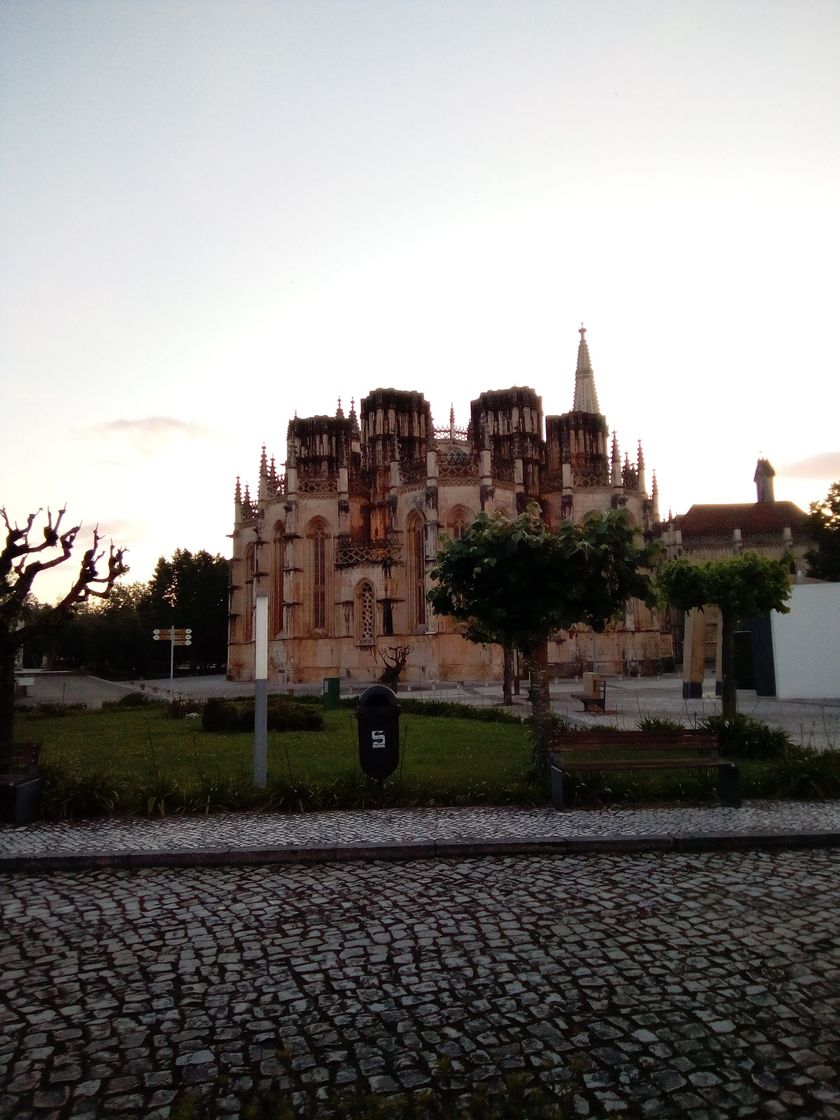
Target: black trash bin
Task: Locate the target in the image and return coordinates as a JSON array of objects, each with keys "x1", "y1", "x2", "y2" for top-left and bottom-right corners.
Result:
[{"x1": 356, "y1": 685, "x2": 400, "y2": 779}]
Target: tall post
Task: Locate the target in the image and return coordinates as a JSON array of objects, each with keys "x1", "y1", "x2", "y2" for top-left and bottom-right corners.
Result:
[
  {"x1": 169, "y1": 636, "x2": 175, "y2": 703},
  {"x1": 254, "y1": 593, "x2": 268, "y2": 787}
]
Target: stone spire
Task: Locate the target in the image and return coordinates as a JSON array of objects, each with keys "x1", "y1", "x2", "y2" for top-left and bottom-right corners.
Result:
[
  {"x1": 611, "y1": 432, "x2": 621, "y2": 487},
  {"x1": 637, "y1": 440, "x2": 646, "y2": 494},
  {"x1": 258, "y1": 444, "x2": 269, "y2": 499},
  {"x1": 572, "y1": 324, "x2": 601, "y2": 414}
]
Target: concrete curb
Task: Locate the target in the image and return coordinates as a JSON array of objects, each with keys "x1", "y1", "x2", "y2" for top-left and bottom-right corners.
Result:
[{"x1": 3, "y1": 829, "x2": 840, "y2": 873}]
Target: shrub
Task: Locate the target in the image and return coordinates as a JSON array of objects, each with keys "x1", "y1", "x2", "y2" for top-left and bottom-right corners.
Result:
[
  {"x1": 169, "y1": 698, "x2": 203, "y2": 720},
  {"x1": 41, "y1": 767, "x2": 121, "y2": 819},
  {"x1": 390, "y1": 698, "x2": 525, "y2": 723},
  {"x1": 19, "y1": 702, "x2": 87, "y2": 717},
  {"x1": 101, "y1": 691, "x2": 154, "y2": 710},
  {"x1": 268, "y1": 700, "x2": 324, "y2": 731},
  {"x1": 637, "y1": 716, "x2": 685, "y2": 733},
  {"x1": 201, "y1": 697, "x2": 241, "y2": 732},
  {"x1": 697, "y1": 714, "x2": 791, "y2": 759},
  {"x1": 764, "y1": 746, "x2": 840, "y2": 799},
  {"x1": 200, "y1": 697, "x2": 324, "y2": 733}
]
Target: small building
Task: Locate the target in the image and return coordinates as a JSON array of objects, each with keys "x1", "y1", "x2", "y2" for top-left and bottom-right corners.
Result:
[
  {"x1": 659, "y1": 462, "x2": 810, "y2": 695},
  {"x1": 228, "y1": 328, "x2": 672, "y2": 685}
]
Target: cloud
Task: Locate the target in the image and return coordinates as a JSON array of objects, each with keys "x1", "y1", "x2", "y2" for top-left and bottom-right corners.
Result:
[
  {"x1": 90, "y1": 416, "x2": 216, "y2": 456},
  {"x1": 781, "y1": 452, "x2": 840, "y2": 479}
]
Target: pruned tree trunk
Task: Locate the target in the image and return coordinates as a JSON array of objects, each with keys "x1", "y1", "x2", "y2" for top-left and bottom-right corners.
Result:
[
  {"x1": 1, "y1": 506, "x2": 127, "y2": 747},
  {"x1": 502, "y1": 645, "x2": 514, "y2": 706},
  {"x1": 527, "y1": 640, "x2": 553, "y2": 775},
  {"x1": 720, "y1": 610, "x2": 738, "y2": 719},
  {"x1": 0, "y1": 640, "x2": 16, "y2": 744}
]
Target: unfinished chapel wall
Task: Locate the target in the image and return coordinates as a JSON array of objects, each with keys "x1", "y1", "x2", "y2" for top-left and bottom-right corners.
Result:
[{"x1": 228, "y1": 330, "x2": 674, "y2": 685}]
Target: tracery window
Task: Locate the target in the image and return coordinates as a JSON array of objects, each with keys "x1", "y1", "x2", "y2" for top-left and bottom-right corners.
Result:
[
  {"x1": 309, "y1": 520, "x2": 328, "y2": 632},
  {"x1": 447, "y1": 506, "x2": 472, "y2": 541},
  {"x1": 272, "y1": 520, "x2": 284, "y2": 635},
  {"x1": 406, "y1": 512, "x2": 426, "y2": 630},
  {"x1": 244, "y1": 543, "x2": 257, "y2": 642},
  {"x1": 357, "y1": 581, "x2": 375, "y2": 645}
]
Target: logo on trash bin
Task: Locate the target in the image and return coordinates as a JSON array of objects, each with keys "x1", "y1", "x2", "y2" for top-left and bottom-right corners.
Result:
[{"x1": 371, "y1": 730, "x2": 386, "y2": 749}]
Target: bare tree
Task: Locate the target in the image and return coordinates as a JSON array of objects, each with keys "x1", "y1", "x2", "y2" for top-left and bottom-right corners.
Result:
[
  {"x1": 1, "y1": 506, "x2": 127, "y2": 743},
  {"x1": 378, "y1": 644, "x2": 414, "y2": 690}
]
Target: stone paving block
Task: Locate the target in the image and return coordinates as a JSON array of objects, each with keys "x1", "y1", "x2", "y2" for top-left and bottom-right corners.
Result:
[{"x1": 2, "y1": 849, "x2": 840, "y2": 1116}]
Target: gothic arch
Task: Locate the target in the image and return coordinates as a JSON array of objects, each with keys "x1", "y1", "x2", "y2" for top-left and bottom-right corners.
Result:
[
  {"x1": 306, "y1": 517, "x2": 330, "y2": 634},
  {"x1": 271, "y1": 519, "x2": 285, "y2": 635},
  {"x1": 243, "y1": 543, "x2": 257, "y2": 642},
  {"x1": 406, "y1": 510, "x2": 426, "y2": 630},
  {"x1": 446, "y1": 505, "x2": 473, "y2": 541}
]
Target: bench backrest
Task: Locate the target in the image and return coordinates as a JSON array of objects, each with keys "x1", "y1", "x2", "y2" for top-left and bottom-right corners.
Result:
[
  {"x1": 0, "y1": 742, "x2": 41, "y2": 778},
  {"x1": 551, "y1": 729, "x2": 720, "y2": 760}
]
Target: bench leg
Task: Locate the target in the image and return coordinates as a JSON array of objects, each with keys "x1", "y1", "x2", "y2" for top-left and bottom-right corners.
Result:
[
  {"x1": 718, "y1": 767, "x2": 741, "y2": 809},
  {"x1": 11, "y1": 779, "x2": 42, "y2": 826},
  {"x1": 550, "y1": 765, "x2": 568, "y2": 811}
]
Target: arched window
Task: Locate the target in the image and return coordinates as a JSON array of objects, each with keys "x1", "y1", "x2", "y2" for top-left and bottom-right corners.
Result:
[
  {"x1": 356, "y1": 580, "x2": 375, "y2": 645},
  {"x1": 447, "y1": 506, "x2": 472, "y2": 541},
  {"x1": 244, "y1": 543, "x2": 257, "y2": 642},
  {"x1": 272, "y1": 520, "x2": 284, "y2": 635},
  {"x1": 308, "y1": 519, "x2": 328, "y2": 633},
  {"x1": 406, "y1": 512, "x2": 426, "y2": 630}
]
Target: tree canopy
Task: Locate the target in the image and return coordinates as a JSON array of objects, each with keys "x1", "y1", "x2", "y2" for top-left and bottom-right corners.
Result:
[
  {"x1": 429, "y1": 504, "x2": 657, "y2": 653},
  {"x1": 658, "y1": 551, "x2": 791, "y2": 717},
  {"x1": 428, "y1": 504, "x2": 659, "y2": 768},
  {"x1": 147, "y1": 549, "x2": 229, "y2": 671},
  {"x1": 805, "y1": 481, "x2": 840, "y2": 581}
]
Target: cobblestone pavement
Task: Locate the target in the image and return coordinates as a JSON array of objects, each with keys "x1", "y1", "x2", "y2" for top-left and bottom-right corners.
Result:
[
  {"x1": 2, "y1": 802, "x2": 840, "y2": 870},
  {"x1": 2, "y1": 848, "x2": 840, "y2": 1119}
]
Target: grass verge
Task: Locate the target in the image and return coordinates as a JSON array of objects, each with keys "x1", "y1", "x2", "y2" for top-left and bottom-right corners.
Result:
[{"x1": 15, "y1": 703, "x2": 840, "y2": 819}]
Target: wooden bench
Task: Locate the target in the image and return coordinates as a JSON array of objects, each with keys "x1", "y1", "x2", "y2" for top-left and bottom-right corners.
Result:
[
  {"x1": 0, "y1": 742, "x2": 43, "y2": 826},
  {"x1": 549, "y1": 728, "x2": 741, "y2": 811},
  {"x1": 570, "y1": 677, "x2": 607, "y2": 713}
]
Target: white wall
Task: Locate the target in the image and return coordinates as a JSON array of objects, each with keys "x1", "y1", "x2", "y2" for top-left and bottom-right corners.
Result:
[{"x1": 771, "y1": 583, "x2": 840, "y2": 700}]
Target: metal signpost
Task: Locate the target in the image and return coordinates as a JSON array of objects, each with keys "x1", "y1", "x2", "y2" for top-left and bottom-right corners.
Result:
[
  {"x1": 253, "y1": 594, "x2": 269, "y2": 787},
  {"x1": 152, "y1": 627, "x2": 192, "y2": 702}
]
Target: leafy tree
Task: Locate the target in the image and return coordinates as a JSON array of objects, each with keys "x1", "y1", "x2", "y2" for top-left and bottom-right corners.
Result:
[
  {"x1": 57, "y1": 583, "x2": 159, "y2": 678},
  {"x1": 1, "y1": 506, "x2": 126, "y2": 743},
  {"x1": 147, "y1": 549, "x2": 229, "y2": 671},
  {"x1": 658, "y1": 552, "x2": 791, "y2": 719},
  {"x1": 428, "y1": 504, "x2": 658, "y2": 771},
  {"x1": 805, "y1": 481, "x2": 840, "y2": 581}
]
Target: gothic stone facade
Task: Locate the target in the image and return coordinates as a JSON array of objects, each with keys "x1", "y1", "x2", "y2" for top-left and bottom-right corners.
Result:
[{"x1": 228, "y1": 329, "x2": 672, "y2": 685}]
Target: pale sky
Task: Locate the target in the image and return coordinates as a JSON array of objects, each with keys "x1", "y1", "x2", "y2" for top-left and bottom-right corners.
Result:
[{"x1": 2, "y1": 0, "x2": 839, "y2": 603}]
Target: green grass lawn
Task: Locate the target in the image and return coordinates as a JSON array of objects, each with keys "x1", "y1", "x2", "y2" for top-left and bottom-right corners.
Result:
[
  {"x1": 17, "y1": 704, "x2": 538, "y2": 817},
  {"x1": 15, "y1": 703, "x2": 840, "y2": 819}
]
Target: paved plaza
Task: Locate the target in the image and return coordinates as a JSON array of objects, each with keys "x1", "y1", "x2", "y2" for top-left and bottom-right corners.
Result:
[
  {"x1": 15, "y1": 671, "x2": 840, "y2": 751},
  {"x1": 2, "y1": 848, "x2": 840, "y2": 1118},
  {"x1": 5, "y1": 672, "x2": 840, "y2": 1116}
]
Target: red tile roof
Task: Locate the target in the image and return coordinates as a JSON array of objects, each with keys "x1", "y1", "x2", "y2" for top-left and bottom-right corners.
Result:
[{"x1": 675, "y1": 502, "x2": 808, "y2": 536}]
